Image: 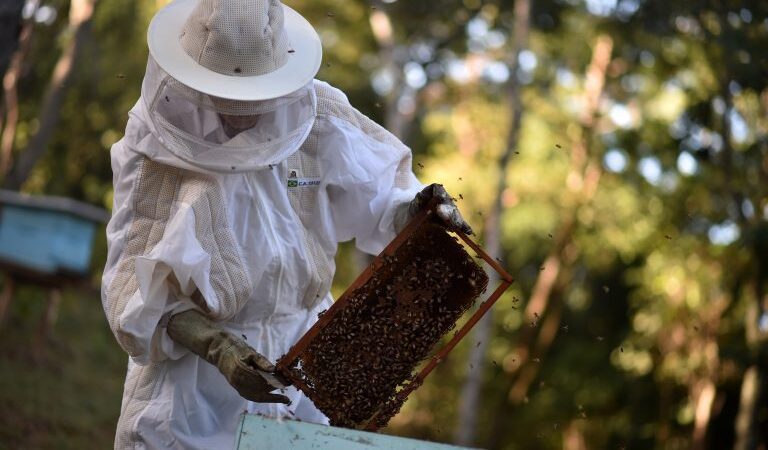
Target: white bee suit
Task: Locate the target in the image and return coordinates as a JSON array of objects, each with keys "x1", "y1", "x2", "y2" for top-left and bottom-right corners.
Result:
[{"x1": 102, "y1": 56, "x2": 424, "y2": 449}]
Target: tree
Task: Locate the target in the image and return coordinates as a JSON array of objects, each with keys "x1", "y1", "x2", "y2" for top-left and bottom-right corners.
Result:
[
  {"x1": 455, "y1": 0, "x2": 531, "y2": 445},
  {"x1": 4, "y1": 0, "x2": 97, "y2": 190}
]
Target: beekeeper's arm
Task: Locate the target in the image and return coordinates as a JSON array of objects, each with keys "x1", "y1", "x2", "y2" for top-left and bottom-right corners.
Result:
[
  {"x1": 102, "y1": 135, "x2": 287, "y2": 403},
  {"x1": 167, "y1": 310, "x2": 289, "y2": 403},
  {"x1": 317, "y1": 83, "x2": 471, "y2": 255}
]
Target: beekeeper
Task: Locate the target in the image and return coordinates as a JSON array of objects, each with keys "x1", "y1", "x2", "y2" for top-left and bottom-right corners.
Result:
[{"x1": 102, "y1": 0, "x2": 471, "y2": 448}]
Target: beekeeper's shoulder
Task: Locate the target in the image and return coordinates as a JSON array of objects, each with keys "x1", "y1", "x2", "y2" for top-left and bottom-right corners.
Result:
[{"x1": 313, "y1": 80, "x2": 408, "y2": 151}]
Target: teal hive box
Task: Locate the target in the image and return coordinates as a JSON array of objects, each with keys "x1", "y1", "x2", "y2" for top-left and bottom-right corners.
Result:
[
  {"x1": 0, "y1": 190, "x2": 109, "y2": 279},
  {"x1": 235, "y1": 414, "x2": 477, "y2": 450}
]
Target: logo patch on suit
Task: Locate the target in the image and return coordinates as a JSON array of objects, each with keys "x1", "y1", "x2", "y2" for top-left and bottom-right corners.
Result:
[{"x1": 287, "y1": 168, "x2": 320, "y2": 188}]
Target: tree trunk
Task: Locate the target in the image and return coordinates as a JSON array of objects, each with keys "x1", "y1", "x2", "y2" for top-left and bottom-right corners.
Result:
[
  {"x1": 735, "y1": 280, "x2": 768, "y2": 450},
  {"x1": 4, "y1": 0, "x2": 96, "y2": 190},
  {"x1": 656, "y1": 382, "x2": 672, "y2": 445},
  {"x1": 485, "y1": 35, "x2": 612, "y2": 449},
  {"x1": 755, "y1": 368, "x2": 768, "y2": 448},
  {"x1": 508, "y1": 289, "x2": 565, "y2": 404},
  {"x1": 735, "y1": 366, "x2": 760, "y2": 450},
  {"x1": 452, "y1": 0, "x2": 530, "y2": 446},
  {"x1": 691, "y1": 379, "x2": 717, "y2": 450},
  {"x1": 562, "y1": 421, "x2": 587, "y2": 450},
  {"x1": 502, "y1": 32, "x2": 612, "y2": 386},
  {"x1": 688, "y1": 291, "x2": 728, "y2": 450},
  {"x1": 368, "y1": 1, "x2": 412, "y2": 141},
  {"x1": 1, "y1": 0, "x2": 38, "y2": 175},
  {"x1": 0, "y1": 276, "x2": 16, "y2": 326}
]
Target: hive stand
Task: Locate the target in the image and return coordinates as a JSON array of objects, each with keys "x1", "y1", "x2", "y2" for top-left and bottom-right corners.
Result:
[{"x1": 0, "y1": 190, "x2": 108, "y2": 351}]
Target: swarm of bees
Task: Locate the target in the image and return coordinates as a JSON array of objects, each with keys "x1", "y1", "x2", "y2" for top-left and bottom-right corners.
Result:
[{"x1": 282, "y1": 222, "x2": 488, "y2": 429}]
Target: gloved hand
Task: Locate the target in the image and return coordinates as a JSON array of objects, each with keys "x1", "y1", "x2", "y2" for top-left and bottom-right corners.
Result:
[
  {"x1": 399, "y1": 183, "x2": 473, "y2": 235},
  {"x1": 167, "y1": 309, "x2": 290, "y2": 404}
]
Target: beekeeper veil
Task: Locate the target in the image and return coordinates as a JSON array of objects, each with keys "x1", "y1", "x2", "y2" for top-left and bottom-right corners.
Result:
[{"x1": 142, "y1": 0, "x2": 323, "y2": 172}]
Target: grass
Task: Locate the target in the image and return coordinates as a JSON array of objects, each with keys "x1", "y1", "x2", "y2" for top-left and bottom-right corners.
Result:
[{"x1": 0, "y1": 284, "x2": 125, "y2": 450}]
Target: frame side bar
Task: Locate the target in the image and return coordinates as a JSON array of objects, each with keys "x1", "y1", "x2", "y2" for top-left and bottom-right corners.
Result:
[
  {"x1": 365, "y1": 279, "x2": 513, "y2": 431},
  {"x1": 456, "y1": 231, "x2": 514, "y2": 283}
]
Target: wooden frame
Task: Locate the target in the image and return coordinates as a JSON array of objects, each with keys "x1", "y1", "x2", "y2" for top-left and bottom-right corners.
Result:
[{"x1": 276, "y1": 203, "x2": 514, "y2": 431}]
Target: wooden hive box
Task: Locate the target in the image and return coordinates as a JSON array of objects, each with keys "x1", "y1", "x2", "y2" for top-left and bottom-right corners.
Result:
[
  {"x1": 235, "y1": 414, "x2": 478, "y2": 450},
  {"x1": 0, "y1": 189, "x2": 109, "y2": 280}
]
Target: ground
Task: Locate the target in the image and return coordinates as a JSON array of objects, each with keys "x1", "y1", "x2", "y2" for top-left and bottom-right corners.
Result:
[{"x1": 0, "y1": 284, "x2": 125, "y2": 449}]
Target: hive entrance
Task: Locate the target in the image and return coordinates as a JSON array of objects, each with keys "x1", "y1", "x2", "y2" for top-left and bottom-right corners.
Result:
[{"x1": 277, "y1": 213, "x2": 496, "y2": 430}]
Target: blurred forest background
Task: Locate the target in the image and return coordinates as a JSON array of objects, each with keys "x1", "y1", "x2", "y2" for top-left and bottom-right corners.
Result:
[{"x1": 0, "y1": 0, "x2": 767, "y2": 449}]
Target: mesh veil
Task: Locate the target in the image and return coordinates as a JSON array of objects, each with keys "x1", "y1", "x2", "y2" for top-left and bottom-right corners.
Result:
[{"x1": 140, "y1": 56, "x2": 316, "y2": 172}]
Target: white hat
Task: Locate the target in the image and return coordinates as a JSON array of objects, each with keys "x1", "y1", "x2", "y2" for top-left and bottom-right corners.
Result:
[{"x1": 147, "y1": 0, "x2": 323, "y2": 101}]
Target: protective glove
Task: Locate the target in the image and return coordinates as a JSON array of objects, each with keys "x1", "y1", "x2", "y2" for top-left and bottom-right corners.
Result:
[
  {"x1": 396, "y1": 183, "x2": 473, "y2": 235},
  {"x1": 167, "y1": 309, "x2": 290, "y2": 404}
]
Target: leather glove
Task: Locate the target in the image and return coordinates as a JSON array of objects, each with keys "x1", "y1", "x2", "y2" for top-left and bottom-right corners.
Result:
[
  {"x1": 396, "y1": 183, "x2": 473, "y2": 235},
  {"x1": 167, "y1": 309, "x2": 290, "y2": 404}
]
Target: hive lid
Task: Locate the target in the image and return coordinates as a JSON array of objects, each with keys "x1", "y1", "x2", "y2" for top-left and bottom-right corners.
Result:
[
  {"x1": 0, "y1": 190, "x2": 110, "y2": 223},
  {"x1": 235, "y1": 413, "x2": 479, "y2": 449}
]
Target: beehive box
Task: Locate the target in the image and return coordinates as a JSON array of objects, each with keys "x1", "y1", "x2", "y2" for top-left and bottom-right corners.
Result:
[
  {"x1": 235, "y1": 414, "x2": 477, "y2": 450},
  {"x1": 277, "y1": 205, "x2": 513, "y2": 431},
  {"x1": 0, "y1": 189, "x2": 109, "y2": 279}
]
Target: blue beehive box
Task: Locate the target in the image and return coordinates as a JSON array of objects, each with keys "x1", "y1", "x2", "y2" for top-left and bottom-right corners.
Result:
[
  {"x1": 235, "y1": 414, "x2": 476, "y2": 450},
  {"x1": 0, "y1": 190, "x2": 109, "y2": 279}
]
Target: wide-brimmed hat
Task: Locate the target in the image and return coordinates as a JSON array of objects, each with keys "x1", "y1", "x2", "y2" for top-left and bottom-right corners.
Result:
[{"x1": 147, "y1": 0, "x2": 322, "y2": 101}]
